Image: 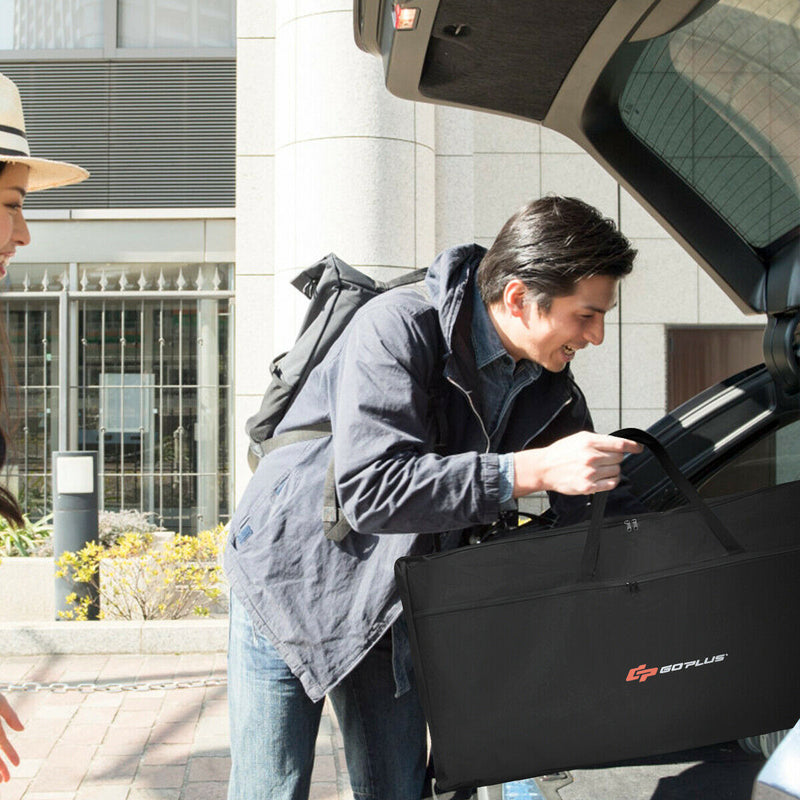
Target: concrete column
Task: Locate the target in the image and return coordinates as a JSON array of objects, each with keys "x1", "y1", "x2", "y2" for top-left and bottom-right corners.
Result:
[
  {"x1": 434, "y1": 106, "x2": 475, "y2": 252},
  {"x1": 234, "y1": 0, "x2": 435, "y2": 502},
  {"x1": 235, "y1": 1, "x2": 277, "y2": 500},
  {"x1": 196, "y1": 265, "x2": 219, "y2": 532},
  {"x1": 272, "y1": 0, "x2": 435, "y2": 354}
]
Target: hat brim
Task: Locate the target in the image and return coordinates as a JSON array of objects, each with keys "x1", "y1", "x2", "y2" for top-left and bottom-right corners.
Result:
[{"x1": 1, "y1": 155, "x2": 89, "y2": 192}]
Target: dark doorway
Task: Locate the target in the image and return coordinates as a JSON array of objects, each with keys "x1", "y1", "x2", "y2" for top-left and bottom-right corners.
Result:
[{"x1": 667, "y1": 327, "x2": 763, "y2": 409}]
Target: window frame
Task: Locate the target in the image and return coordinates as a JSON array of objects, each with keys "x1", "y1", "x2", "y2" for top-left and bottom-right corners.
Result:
[{"x1": 0, "y1": 0, "x2": 235, "y2": 60}]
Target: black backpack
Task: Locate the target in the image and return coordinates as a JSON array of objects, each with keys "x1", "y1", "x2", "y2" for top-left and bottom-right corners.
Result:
[{"x1": 245, "y1": 253, "x2": 428, "y2": 539}]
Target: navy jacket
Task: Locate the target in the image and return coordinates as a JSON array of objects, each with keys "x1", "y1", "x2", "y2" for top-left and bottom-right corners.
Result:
[{"x1": 224, "y1": 245, "x2": 593, "y2": 701}]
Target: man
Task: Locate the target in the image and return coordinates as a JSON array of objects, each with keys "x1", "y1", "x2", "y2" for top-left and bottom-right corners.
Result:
[{"x1": 224, "y1": 195, "x2": 641, "y2": 800}]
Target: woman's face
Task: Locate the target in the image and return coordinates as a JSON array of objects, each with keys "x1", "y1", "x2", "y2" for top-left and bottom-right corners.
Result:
[{"x1": 0, "y1": 162, "x2": 31, "y2": 280}]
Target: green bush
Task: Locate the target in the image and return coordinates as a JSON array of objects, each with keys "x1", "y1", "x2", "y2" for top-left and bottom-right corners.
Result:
[
  {"x1": 0, "y1": 513, "x2": 53, "y2": 557},
  {"x1": 56, "y1": 525, "x2": 227, "y2": 621}
]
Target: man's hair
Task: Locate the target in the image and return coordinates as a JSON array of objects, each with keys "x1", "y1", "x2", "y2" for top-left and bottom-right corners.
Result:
[{"x1": 477, "y1": 195, "x2": 636, "y2": 310}]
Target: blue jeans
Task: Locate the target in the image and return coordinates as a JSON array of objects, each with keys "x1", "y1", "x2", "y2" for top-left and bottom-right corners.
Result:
[{"x1": 227, "y1": 591, "x2": 428, "y2": 800}]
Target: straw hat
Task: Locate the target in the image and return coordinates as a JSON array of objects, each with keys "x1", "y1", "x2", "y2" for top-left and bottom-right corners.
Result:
[{"x1": 0, "y1": 72, "x2": 89, "y2": 191}]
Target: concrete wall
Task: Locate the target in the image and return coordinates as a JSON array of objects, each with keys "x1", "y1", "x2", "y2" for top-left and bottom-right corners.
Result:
[
  {"x1": 22, "y1": 213, "x2": 234, "y2": 266},
  {"x1": 0, "y1": 558, "x2": 55, "y2": 622},
  {"x1": 235, "y1": 0, "x2": 277, "y2": 492}
]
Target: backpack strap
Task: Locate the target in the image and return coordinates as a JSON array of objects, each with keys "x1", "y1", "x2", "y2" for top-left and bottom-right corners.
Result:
[
  {"x1": 322, "y1": 459, "x2": 352, "y2": 542},
  {"x1": 250, "y1": 422, "x2": 351, "y2": 542},
  {"x1": 382, "y1": 267, "x2": 428, "y2": 290},
  {"x1": 256, "y1": 422, "x2": 332, "y2": 456},
  {"x1": 248, "y1": 423, "x2": 332, "y2": 471}
]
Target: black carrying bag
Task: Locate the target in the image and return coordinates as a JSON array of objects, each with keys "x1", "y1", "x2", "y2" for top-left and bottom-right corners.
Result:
[{"x1": 395, "y1": 428, "x2": 800, "y2": 791}]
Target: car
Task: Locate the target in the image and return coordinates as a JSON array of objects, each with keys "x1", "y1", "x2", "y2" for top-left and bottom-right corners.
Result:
[{"x1": 355, "y1": 0, "x2": 800, "y2": 797}]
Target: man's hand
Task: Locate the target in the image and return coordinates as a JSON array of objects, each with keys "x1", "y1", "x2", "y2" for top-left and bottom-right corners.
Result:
[
  {"x1": 513, "y1": 431, "x2": 643, "y2": 497},
  {"x1": 0, "y1": 693, "x2": 23, "y2": 782}
]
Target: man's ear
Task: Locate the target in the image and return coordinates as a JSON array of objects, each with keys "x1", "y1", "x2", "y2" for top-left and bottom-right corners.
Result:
[{"x1": 502, "y1": 279, "x2": 528, "y2": 318}]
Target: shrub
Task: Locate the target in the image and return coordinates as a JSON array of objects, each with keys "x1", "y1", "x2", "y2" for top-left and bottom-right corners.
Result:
[
  {"x1": 97, "y1": 508, "x2": 160, "y2": 548},
  {"x1": 0, "y1": 513, "x2": 53, "y2": 558},
  {"x1": 56, "y1": 525, "x2": 227, "y2": 621}
]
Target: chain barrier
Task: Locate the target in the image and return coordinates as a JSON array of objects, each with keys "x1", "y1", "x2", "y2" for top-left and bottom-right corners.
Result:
[{"x1": 0, "y1": 677, "x2": 227, "y2": 694}]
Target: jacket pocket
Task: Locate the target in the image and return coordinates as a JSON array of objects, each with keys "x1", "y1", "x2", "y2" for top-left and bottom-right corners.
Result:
[{"x1": 230, "y1": 468, "x2": 291, "y2": 550}]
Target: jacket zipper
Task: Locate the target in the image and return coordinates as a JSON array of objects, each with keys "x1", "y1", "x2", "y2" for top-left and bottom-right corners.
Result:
[
  {"x1": 447, "y1": 375, "x2": 491, "y2": 453},
  {"x1": 521, "y1": 394, "x2": 572, "y2": 450},
  {"x1": 447, "y1": 375, "x2": 573, "y2": 453}
]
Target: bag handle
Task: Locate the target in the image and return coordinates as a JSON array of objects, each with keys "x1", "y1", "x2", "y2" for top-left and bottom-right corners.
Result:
[{"x1": 579, "y1": 428, "x2": 745, "y2": 581}]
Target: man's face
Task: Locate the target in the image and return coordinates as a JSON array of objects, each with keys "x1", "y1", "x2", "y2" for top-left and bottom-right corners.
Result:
[{"x1": 507, "y1": 274, "x2": 619, "y2": 372}]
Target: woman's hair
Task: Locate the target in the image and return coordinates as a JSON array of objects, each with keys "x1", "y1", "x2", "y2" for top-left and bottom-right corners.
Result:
[
  {"x1": 0, "y1": 328, "x2": 23, "y2": 526},
  {"x1": 0, "y1": 159, "x2": 24, "y2": 526},
  {"x1": 477, "y1": 195, "x2": 637, "y2": 310},
  {"x1": 0, "y1": 436, "x2": 23, "y2": 527}
]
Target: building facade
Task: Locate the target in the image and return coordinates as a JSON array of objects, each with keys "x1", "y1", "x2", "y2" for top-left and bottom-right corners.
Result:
[
  {"x1": 0, "y1": 0, "x2": 235, "y2": 533},
  {"x1": 0, "y1": 1, "x2": 766, "y2": 529}
]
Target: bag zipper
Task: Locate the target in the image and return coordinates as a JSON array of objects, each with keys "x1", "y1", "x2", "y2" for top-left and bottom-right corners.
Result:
[{"x1": 410, "y1": 542, "x2": 800, "y2": 618}]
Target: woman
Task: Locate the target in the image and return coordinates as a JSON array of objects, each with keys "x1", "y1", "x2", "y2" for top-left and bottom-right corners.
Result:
[{"x1": 0, "y1": 72, "x2": 88, "y2": 784}]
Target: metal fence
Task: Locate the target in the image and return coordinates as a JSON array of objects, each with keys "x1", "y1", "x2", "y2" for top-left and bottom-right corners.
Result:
[{"x1": 1, "y1": 262, "x2": 234, "y2": 533}]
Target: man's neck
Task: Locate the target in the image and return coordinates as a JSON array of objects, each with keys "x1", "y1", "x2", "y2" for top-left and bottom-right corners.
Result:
[{"x1": 486, "y1": 301, "x2": 524, "y2": 363}]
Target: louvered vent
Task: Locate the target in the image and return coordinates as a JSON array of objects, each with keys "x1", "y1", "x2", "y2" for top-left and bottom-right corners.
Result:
[{"x1": 0, "y1": 60, "x2": 235, "y2": 208}]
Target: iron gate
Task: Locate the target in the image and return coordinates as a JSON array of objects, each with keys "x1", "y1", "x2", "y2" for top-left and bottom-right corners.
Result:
[{"x1": 1, "y1": 262, "x2": 234, "y2": 533}]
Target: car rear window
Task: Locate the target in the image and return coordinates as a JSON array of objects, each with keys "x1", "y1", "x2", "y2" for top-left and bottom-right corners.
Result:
[{"x1": 618, "y1": 0, "x2": 800, "y2": 249}]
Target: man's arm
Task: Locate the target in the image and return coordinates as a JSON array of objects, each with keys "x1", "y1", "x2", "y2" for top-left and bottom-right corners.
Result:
[{"x1": 331, "y1": 298, "x2": 505, "y2": 534}]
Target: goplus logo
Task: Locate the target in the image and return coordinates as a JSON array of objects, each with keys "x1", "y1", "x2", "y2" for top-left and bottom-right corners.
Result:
[{"x1": 626, "y1": 654, "x2": 728, "y2": 684}]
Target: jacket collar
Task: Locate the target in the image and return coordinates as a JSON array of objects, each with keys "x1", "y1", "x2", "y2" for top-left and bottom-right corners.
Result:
[
  {"x1": 425, "y1": 244, "x2": 485, "y2": 392},
  {"x1": 425, "y1": 244, "x2": 578, "y2": 448}
]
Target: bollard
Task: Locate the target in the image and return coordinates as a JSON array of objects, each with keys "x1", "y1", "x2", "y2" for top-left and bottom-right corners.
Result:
[{"x1": 53, "y1": 451, "x2": 99, "y2": 620}]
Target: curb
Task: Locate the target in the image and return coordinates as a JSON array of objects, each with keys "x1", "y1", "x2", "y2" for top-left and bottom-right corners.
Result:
[{"x1": 0, "y1": 618, "x2": 229, "y2": 656}]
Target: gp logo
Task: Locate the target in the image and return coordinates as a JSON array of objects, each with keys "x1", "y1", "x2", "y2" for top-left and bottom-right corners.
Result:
[{"x1": 626, "y1": 654, "x2": 728, "y2": 683}]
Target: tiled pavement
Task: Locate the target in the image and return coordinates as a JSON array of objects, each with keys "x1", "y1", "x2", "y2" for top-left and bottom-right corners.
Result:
[{"x1": 0, "y1": 653, "x2": 353, "y2": 800}]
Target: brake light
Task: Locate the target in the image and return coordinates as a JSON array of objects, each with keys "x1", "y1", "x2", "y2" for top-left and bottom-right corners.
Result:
[{"x1": 393, "y1": 5, "x2": 419, "y2": 30}]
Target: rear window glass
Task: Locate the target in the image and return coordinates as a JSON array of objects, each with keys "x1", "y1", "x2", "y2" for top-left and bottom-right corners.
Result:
[{"x1": 618, "y1": 0, "x2": 800, "y2": 249}]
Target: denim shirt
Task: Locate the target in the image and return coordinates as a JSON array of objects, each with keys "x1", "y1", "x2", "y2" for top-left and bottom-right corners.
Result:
[
  {"x1": 391, "y1": 282, "x2": 543, "y2": 697},
  {"x1": 470, "y1": 279, "x2": 542, "y2": 499}
]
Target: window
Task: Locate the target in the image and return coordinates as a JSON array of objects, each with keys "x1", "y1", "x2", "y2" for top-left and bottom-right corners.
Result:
[
  {"x1": 0, "y1": 0, "x2": 235, "y2": 56},
  {"x1": 698, "y1": 413, "x2": 800, "y2": 498},
  {"x1": 0, "y1": 0, "x2": 104, "y2": 50},
  {"x1": 118, "y1": 0, "x2": 234, "y2": 49},
  {"x1": 619, "y1": 0, "x2": 800, "y2": 248},
  {"x1": 0, "y1": 61, "x2": 236, "y2": 209}
]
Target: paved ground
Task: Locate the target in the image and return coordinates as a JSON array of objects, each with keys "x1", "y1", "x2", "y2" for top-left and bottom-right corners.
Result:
[{"x1": 0, "y1": 652, "x2": 353, "y2": 800}]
